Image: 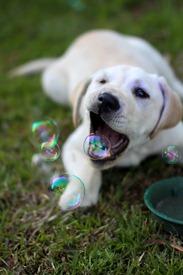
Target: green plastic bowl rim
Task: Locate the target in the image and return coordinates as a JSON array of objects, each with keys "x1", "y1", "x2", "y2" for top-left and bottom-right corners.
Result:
[{"x1": 144, "y1": 177, "x2": 183, "y2": 225}]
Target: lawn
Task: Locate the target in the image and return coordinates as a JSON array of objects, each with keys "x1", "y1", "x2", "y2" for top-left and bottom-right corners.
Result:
[{"x1": 0, "y1": 0, "x2": 183, "y2": 273}]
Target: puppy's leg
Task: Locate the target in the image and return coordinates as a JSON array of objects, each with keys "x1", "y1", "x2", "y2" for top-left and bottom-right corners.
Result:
[
  {"x1": 42, "y1": 58, "x2": 70, "y2": 105},
  {"x1": 59, "y1": 126, "x2": 102, "y2": 210}
]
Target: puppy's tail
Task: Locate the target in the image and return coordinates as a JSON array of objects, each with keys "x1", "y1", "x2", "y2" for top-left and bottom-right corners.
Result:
[{"x1": 9, "y1": 58, "x2": 56, "y2": 77}]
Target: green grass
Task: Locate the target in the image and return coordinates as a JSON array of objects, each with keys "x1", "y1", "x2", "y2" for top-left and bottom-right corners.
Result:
[{"x1": 1, "y1": 0, "x2": 183, "y2": 273}]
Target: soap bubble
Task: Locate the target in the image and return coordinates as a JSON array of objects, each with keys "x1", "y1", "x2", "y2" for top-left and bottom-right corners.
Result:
[
  {"x1": 64, "y1": 177, "x2": 85, "y2": 210},
  {"x1": 83, "y1": 134, "x2": 111, "y2": 160},
  {"x1": 162, "y1": 145, "x2": 179, "y2": 164},
  {"x1": 31, "y1": 120, "x2": 59, "y2": 147},
  {"x1": 49, "y1": 174, "x2": 85, "y2": 210},
  {"x1": 40, "y1": 141, "x2": 61, "y2": 162},
  {"x1": 49, "y1": 175, "x2": 69, "y2": 192}
]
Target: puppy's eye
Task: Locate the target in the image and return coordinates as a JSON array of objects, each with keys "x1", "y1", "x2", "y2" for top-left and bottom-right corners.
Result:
[
  {"x1": 133, "y1": 87, "x2": 150, "y2": 99},
  {"x1": 99, "y1": 79, "x2": 107, "y2": 84}
]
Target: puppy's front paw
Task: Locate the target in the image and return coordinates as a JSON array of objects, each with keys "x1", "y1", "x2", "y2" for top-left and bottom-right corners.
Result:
[{"x1": 58, "y1": 183, "x2": 98, "y2": 211}]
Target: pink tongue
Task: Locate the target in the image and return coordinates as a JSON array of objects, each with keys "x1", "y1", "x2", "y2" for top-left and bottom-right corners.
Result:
[{"x1": 96, "y1": 123, "x2": 121, "y2": 145}]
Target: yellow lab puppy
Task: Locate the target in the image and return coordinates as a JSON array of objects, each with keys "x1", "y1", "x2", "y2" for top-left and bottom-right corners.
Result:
[{"x1": 11, "y1": 30, "x2": 183, "y2": 210}]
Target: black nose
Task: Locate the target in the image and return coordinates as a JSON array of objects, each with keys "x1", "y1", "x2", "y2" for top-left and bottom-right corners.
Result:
[{"x1": 98, "y1": 92, "x2": 120, "y2": 113}]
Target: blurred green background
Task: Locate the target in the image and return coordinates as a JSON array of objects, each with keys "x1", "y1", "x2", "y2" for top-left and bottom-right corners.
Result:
[{"x1": 1, "y1": 0, "x2": 183, "y2": 273}]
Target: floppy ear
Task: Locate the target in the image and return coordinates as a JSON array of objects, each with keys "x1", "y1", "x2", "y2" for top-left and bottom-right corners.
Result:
[
  {"x1": 150, "y1": 77, "x2": 182, "y2": 138},
  {"x1": 71, "y1": 78, "x2": 91, "y2": 127}
]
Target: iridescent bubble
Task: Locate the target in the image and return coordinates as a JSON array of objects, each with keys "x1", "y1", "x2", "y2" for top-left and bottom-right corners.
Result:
[
  {"x1": 49, "y1": 175, "x2": 69, "y2": 193},
  {"x1": 41, "y1": 141, "x2": 61, "y2": 161},
  {"x1": 83, "y1": 134, "x2": 111, "y2": 160},
  {"x1": 49, "y1": 174, "x2": 85, "y2": 210},
  {"x1": 162, "y1": 145, "x2": 179, "y2": 164},
  {"x1": 64, "y1": 177, "x2": 85, "y2": 210},
  {"x1": 31, "y1": 120, "x2": 59, "y2": 146}
]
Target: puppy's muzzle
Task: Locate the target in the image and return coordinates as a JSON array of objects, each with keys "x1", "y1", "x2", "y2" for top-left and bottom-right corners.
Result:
[
  {"x1": 98, "y1": 92, "x2": 120, "y2": 114},
  {"x1": 88, "y1": 92, "x2": 129, "y2": 165}
]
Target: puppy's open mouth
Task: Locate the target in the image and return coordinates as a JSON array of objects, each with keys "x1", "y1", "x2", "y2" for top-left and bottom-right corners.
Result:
[{"x1": 89, "y1": 112, "x2": 129, "y2": 162}]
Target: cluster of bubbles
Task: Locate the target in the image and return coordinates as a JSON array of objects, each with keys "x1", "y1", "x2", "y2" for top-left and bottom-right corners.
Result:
[
  {"x1": 32, "y1": 120, "x2": 85, "y2": 210},
  {"x1": 32, "y1": 120, "x2": 61, "y2": 161},
  {"x1": 83, "y1": 134, "x2": 111, "y2": 160},
  {"x1": 161, "y1": 145, "x2": 180, "y2": 165},
  {"x1": 32, "y1": 121, "x2": 114, "y2": 162},
  {"x1": 32, "y1": 119, "x2": 183, "y2": 210}
]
